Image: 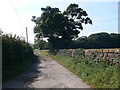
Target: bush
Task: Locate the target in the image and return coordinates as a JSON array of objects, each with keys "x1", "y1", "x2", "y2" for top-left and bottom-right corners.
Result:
[{"x1": 2, "y1": 34, "x2": 35, "y2": 83}]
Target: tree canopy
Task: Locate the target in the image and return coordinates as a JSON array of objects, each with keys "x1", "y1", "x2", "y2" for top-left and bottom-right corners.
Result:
[
  {"x1": 32, "y1": 4, "x2": 92, "y2": 53},
  {"x1": 71, "y1": 32, "x2": 120, "y2": 49}
]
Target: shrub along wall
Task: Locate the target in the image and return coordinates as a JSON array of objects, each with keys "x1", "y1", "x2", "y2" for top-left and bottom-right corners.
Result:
[
  {"x1": 58, "y1": 49, "x2": 120, "y2": 66},
  {"x1": 2, "y1": 34, "x2": 35, "y2": 83}
]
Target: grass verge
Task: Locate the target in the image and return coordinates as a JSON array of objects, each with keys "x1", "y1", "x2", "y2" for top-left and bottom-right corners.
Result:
[{"x1": 39, "y1": 50, "x2": 119, "y2": 88}]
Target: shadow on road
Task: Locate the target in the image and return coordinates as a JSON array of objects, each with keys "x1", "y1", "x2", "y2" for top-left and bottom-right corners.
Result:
[{"x1": 2, "y1": 54, "x2": 46, "y2": 88}]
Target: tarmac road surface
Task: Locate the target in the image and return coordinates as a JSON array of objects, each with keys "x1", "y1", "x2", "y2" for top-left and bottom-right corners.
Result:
[{"x1": 3, "y1": 50, "x2": 90, "y2": 88}]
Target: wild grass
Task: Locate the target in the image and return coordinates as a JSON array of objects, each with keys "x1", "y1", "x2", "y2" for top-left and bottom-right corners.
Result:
[{"x1": 39, "y1": 50, "x2": 119, "y2": 88}]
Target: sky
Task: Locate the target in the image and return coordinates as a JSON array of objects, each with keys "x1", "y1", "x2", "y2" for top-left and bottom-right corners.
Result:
[{"x1": 0, "y1": 0, "x2": 119, "y2": 43}]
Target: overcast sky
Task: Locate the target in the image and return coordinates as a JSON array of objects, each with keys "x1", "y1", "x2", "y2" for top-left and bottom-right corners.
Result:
[{"x1": 0, "y1": 0, "x2": 119, "y2": 43}]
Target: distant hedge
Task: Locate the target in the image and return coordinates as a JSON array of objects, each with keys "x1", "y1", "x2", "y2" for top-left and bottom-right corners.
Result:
[{"x1": 2, "y1": 34, "x2": 35, "y2": 82}]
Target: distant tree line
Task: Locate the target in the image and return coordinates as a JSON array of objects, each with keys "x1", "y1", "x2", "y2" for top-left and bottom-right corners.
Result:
[
  {"x1": 72, "y1": 32, "x2": 120, "y2": 49},
  {"x1": 34, "y1": 32, "x2": 120, "y2": 49}
]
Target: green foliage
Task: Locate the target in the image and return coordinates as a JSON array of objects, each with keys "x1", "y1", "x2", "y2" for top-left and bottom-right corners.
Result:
[
  {"x1": 72, "y1": 32, "x2": 120, "y2": 49},
  {"x1": 40, "y1": 51, "x2": 119, "y2": 88},
  {"x1": 33, "y1": 39, "x2": 48, "y2": 50},
  {"x1": 2, "y1": 34, "x2": 35, "y2": 83},
  {"x1": 88, "y1": 32, "x2": 111, "y2": 48},
  {"x1": 63, "y1": 4, "x2": 92, "y2": 27},
  {"x1": 32, "y1": 4, "x2": 92, "y2": 53}
]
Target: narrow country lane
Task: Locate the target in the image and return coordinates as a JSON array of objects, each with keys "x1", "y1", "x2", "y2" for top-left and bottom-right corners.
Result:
[{"x1": 3, "y1": 50, "x2": 90, "y2": 88}]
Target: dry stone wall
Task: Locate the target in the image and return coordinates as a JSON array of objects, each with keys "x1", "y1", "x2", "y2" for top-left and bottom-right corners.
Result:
[{"x1": 58, "y1": 49, "x2": 120, "y2": 66}]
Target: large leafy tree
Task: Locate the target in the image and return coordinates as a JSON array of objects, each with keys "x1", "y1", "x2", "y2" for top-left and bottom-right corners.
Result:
[
  {"x1": 63, "y1": 4, "x2": 92, "y2": 30},
  {"x1": 32, "y1": 4, "x2": 92, "y2": 53}
]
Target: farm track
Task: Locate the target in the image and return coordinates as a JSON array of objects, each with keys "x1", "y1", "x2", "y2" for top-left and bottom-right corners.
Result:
[{"x1": 3, "y1": 50, "x2": 90, "y2": 88}]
